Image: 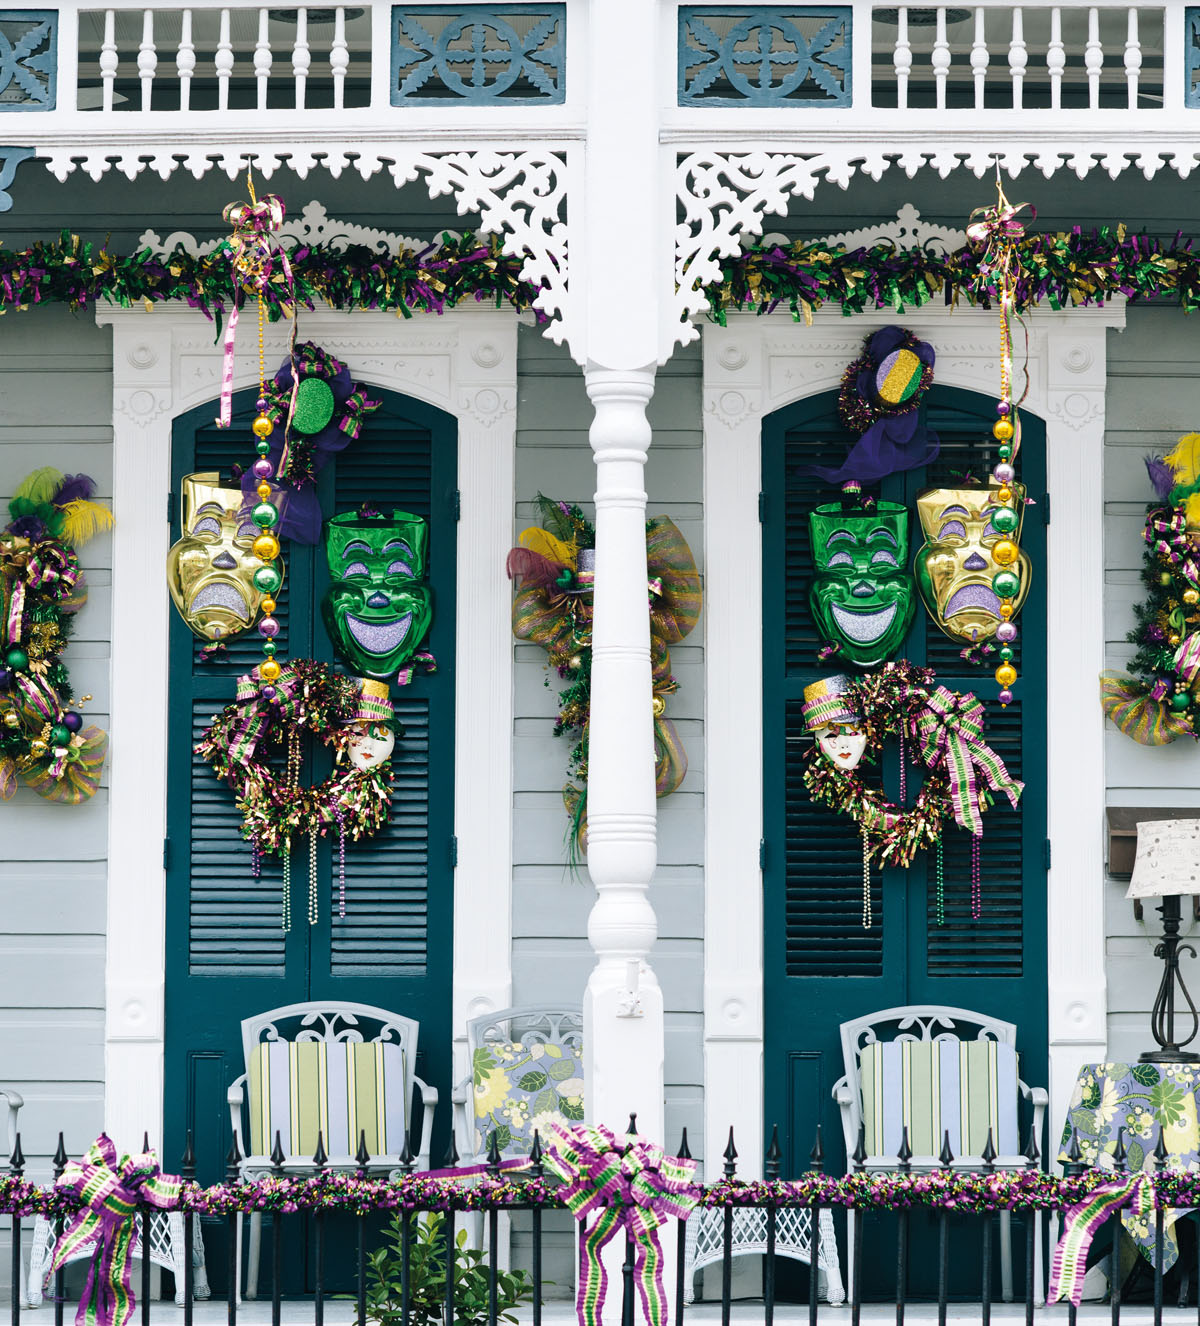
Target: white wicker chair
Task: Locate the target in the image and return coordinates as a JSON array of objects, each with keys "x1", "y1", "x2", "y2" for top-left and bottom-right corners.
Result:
[
  {"x1": 226, "y1": 1000, "x2": 438, "y2": 1300},
  {"x1": 832, "y1": 1004, "x2": 1047, "y2": 1304}
]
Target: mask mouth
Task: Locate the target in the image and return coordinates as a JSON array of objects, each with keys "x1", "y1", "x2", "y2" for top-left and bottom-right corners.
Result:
[
  {"x1": 346, "y1": 611, "x2": 412, "y2": 656},
  {"x1": 189, "y1": 580, "x2": 250, "y2": 621},
  {"x1": 946, "y1": 582, "x2": 1002, "y2": 620},
  {"x1": 830, "y1": 601, "x2": 898, "y2": 645}
]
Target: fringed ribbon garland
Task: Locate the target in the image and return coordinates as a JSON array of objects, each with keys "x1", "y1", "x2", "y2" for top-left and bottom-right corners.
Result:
[
  {"x1": 1047, "y1": 1173, "x2": 1156, "y2": 1307},
  {"x1": 46, "y1": 1135, "x2": 181, "y2": 1326},
  {"x1": 543, "y1": 1123, "x2": 700, "y2": 1326}
]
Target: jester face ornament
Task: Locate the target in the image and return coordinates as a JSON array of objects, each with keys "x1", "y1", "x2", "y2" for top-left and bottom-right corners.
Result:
[
  {"x1": 166, "y1": 473, "x2": 280, "y2": 641},
  {"x1": 322, "y1": 511, "x2": 433, "y2": 679},
  {"x1": 915, "y1": 485, "x2": 1032, "y2": 643},
  {"x1": 814, "y1": 722, "x2": 868, "y2": 771},
  {"x1": 347, "y1": 722, "x2": 395, "y2": 771},
  {"x1": 808, "y1": 502, "x2": 916, "y2": 668}
]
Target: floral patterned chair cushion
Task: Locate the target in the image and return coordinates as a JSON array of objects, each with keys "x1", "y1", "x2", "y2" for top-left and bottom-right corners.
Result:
[{"x1": 472, "y1": 1038, "x2": 585, "y2": 1155}]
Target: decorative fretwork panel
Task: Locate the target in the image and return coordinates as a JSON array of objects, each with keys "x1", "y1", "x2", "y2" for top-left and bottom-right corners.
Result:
[
  {"x1": 678, "y1": 5, "x2": 851, "y2": 106},
  {"x1": 0, "y1": 9, "x2": 56, "y2": 109},
  {"x1": 391, "y1": 5, "x2": 565, "y2": 104}
]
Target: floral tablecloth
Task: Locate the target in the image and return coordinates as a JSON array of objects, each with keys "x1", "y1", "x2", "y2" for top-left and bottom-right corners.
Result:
[{"x1": 1060, "y1": 1060, "x2": 1200, "y2": 1269}]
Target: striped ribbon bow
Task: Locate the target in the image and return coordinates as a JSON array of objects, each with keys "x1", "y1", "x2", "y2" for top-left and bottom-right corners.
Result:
[
  {"x1": 46, "y1": 1134, "x2": 181, "y2": 1326},
  {"x1": 1048, "y1": 1173, "x2": 1155, "y2": 1307},
  {"x1": 913, "y1": 686, "x2": 1023, "y2": 836},
  {"x1": 228, "y1": 663, "x2": 300, "y2": 763},
  {"x1": 545, "y1": 1123, "x2": 699, "y2": 1326}
]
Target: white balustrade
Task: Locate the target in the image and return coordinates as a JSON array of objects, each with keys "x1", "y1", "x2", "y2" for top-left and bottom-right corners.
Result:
[
  {"x1": 176, "y1": 8, "x2": 193, "y2": 110},
  {"x1": 1047, "y1": 7, "x2": 1065, "y2": 109},
  {"x1": 292, "y1": 7, "x2": 310, "y2": 111},
  {"x1": 1086, "y1": 7, "x2": 1104, "y2": 106},
  {"x1": 1008, "y1": 7, "x2": 1027, "y2": 107},
  {"x1": 893, "y1": 6, "x2": 911, "y2": 108},
  {"x1": 971, "y1": 8, "x2": 989, "y2": 108},
  {"x1": 254, "y1": 7, "x2": 271, "y2": 111},
  {"x1": 932, "y1": 6, "x2": 951, "y2": 108},
  {"x1": 137, "y1": 8, "x2": 155, "y2": 109},
  {"x1": 99, "y1": 8, "x2": 117, "y2": 113},
  {"x1": 331, "y1": 6, "x2": 347, "y2": 111},
  {"x1": 1125, "y1": 6, "x2": 1142, "y2": 106},
  {"x1": 215, "y1": 7, "x2": 232, "y2": 111}
]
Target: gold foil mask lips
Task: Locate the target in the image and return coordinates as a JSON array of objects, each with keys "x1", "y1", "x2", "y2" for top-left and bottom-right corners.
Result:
[
  {"x1": 166, "y1": 473, "x2": 281, "y2": 641},
  {"x1": 915, "y1": 484, "x2": 1031, "y2": 643}
]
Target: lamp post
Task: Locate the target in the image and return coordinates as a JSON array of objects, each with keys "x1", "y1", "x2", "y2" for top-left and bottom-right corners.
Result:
[{"x1": 1126, "y1": 818, "x2": 1200, "y2": 1063}]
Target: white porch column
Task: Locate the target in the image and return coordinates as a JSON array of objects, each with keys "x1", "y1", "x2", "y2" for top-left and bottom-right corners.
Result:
[{"x1": 582, "y1": 367, "x2": 665, "y2": 1140}]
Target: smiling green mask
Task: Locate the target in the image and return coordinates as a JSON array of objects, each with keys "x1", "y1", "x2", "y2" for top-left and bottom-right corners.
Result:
[
  {"x1": 808, "y1": 501, "x2": 915, "y2": 667},
  {"x1": 322, "y1": 511, "x2": 433, "y2": 679}
]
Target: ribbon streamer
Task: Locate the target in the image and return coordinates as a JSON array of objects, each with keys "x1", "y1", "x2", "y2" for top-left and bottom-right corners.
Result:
[
  {"x1": 46, "y1": 1134, "x2": 181, "y2": 1326},
  {"x1": 1048, "y1": 1173, "x2": 1156, "y2": 1307},
  {"x1": 544, "y1": 1122, "x2": 699, "y2": 1326},
  {"x1": 912, "y1": 686, "x2": 1023, "y2": 836},
  {"x1": 1100, "y1": 670, "x2": 1193, "y2": 745}
]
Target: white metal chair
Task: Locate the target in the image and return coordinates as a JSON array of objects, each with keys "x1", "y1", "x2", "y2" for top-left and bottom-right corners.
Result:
[
  {"x1": 2, "y1": 1088, "x2": 29, "y2": 1307},
  {"x1": 832, "y1": 1004, "x2": 1047, "y2": 1304},
  {"x1": 226, "y1": 1000, "x2": 438, "y2": 1299}
]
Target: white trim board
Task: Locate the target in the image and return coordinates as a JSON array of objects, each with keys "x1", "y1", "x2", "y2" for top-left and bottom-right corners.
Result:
[
  {"x1": 96, "y1": 304, "x2": 518, "y2": 1149},
  {"x1": 701, "y1": 303, "x2": 1125, "y2": 1180}
]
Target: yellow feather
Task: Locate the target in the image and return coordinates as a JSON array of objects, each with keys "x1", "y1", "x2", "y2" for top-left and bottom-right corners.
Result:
[
  {"x1": 59, "y1": 499, "x2": 113, "y2": 547},
  {"x1": 1164, "y1": 434, "x2": 1200, "y2": 488},
  {"x1": 518, "y1": 526, "x2": 577, "y2": 569},
  {"x1": 1187, "y1": 493, "x2": 1200, "y2": 528},
  {"x1": 13, "y1": 467, "x2": 64, "y2": 506}
]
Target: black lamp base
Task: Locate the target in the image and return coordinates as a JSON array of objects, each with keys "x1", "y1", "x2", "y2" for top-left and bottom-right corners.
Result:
[{"x1": 1141, "y1": 894, "x2": 1199, "y2": 1063}]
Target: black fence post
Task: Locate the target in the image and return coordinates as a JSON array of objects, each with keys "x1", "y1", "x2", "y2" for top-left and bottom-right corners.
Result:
[
  {"x1": 486, "y1": 1128, "x2": 500, "y2": 1326},
  {"x1": 675, "y1": 1127, "x2": 691, "y2": 1326},
  {"x1": 1112, "y1": 1126, "x2": 1126, "y2": 1326},
  {"x1": 270, "y1": 1132, "x2": 284, "y2": 1326},
  {"x1": 764, "y1": 1124, "x2": 780, "y2": 1326},
  {"x1": 225, "y1": 1132, "x2": 240, "y2": 1326},
  {"x1": 355, "y1": 1131, "x2": 370, "y2": 1326},
  {"x1": 313, "y1": 1132, "x2": 327, "y2": 1326},
  {"x1": 140, "y1": 1131, "x2": 151, "y2": 1326},
  {"x1": 1154, "y1": 1131, "x2": 1167, "y2": 1326},
  {"x1": 442, "y1": 1128, "x2": 458, "y2": 1326},
  {"x1": 937, "y1": 1132, "x2": 953, "y2": 1326},
  {"x1": 1065, "y1": 1128, "x2": 1084, "y2": 1326},
  {"x1": 529, "y1": 1129, "x2": 544, "y2": 1326},
  {"x1": 1023, "y1": 1125, "x2": 1041, "y2": 1326},
  {"x1": 896, "y1": 1126, "x2": 912, "y2": 1326},
  {"x1": 181, "y1": 1130, "x2": 196, "y2": 1326},
  {"x1": 851, "y1": 1124, "x2": 866, "y2": 1326},
  {"x1": 10, "y1": 1130, "x2": 24, "y2": 1326},
  {"x1": 809, "y1": 1124, "x2": 824, "y2": 1326},
  {"x1": 721, "y1": 1128, "x2": 737, "y2": 1326},
  {"x1": 53, "y1": 1131, "x2": 68, "y2": 1326},
  {"x1": 981, "y1": 1127, "x2": 996, "y2": 1326},
  {"x1": 622, "y1": 1114, "x2": 637, "y2": 1326}
]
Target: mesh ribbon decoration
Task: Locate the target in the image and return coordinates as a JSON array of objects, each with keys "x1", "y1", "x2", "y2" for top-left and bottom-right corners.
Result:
[
  {"x1": 47, "y1": 1134, "x2": 181, "y2": 1326},
  {"x1": 544, "y1": 1123, "x2": 699, "y2": 1326},
  {"x1": 1048, "y1": 1173, "x2": 1156, "y2": 1307}
]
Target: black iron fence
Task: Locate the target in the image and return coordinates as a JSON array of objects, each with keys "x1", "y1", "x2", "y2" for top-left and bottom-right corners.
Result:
[{"x1": 2, "y1": 1119, "x2": 1197, "y2": 1326}]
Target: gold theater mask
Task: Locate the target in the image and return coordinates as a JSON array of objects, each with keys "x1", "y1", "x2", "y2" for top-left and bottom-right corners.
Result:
[
  {"x1": 915, "y1": 485, "x2": 1031, "y2": 644},
  {"x1": 166, "y1": 473, "x2": 282, "y2": 641}
]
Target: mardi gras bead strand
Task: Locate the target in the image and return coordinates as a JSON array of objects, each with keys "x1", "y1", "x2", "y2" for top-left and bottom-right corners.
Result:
[
  {"x1": 935, "y1": 836, "x2": 945, "y2": 926},
  {"x1": 861, "y1": 827, "x2": 872, "y2": 930}
]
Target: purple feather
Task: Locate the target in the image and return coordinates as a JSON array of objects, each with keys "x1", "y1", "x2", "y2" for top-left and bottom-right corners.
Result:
[
  {"x1": 1145, "y1": 455, "x2": 1175, "y2": 501},
  {"x1": 9, "y1": 514, "x2": 48, "y2": 540},
  {"x1": 53, "y1": 473, "x2": 97, "y2": 506}
]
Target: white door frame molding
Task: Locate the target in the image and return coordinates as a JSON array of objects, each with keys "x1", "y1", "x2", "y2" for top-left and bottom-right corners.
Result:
[
  {"x1": 96, "y1": 304, "x2": 518, "y2": 1149},
  {"x1": 701, "y1": 303, "x2": 1125, "y2": 1180}
]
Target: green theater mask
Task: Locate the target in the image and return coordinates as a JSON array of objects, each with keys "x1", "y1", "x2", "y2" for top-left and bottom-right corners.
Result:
[
  {"x1": 808, "y1": 501, "x2": 915, "y2": 667},
  {"x1": 322, "y1": 511, "x2": 433, "y2": 679}
]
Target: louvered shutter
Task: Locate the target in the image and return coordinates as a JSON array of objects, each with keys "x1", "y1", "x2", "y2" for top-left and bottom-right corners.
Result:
[{"x1": 164, "y1": 384, "x2": 456, "y2": 1182}]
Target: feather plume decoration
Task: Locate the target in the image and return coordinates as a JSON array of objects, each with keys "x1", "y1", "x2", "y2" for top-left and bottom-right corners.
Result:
[
  {"x1": 12, "y1": 467, "x2": 64, "y2": 509},
  {"x1": 518, "y1": 526, "x2": 576, "y2": 571},
  {"x1": 53, "y1": 473, "x2": 97, "y2": 506},
  {"x1": 533, "y1": 493, "x2": 580, "y2": 545},
  {"x1": 506, "y1": 547, "x2": 568, "y2": 592},
  {"x1": 1165, "y1": 434, "x2": 1200, "y2": 526},
  {"x1": 58, "y1": 498, "x2": 113, "y2": 547},
  {"x1": 1145, "y1": 454, "x2": 1175, "y2": 502}
]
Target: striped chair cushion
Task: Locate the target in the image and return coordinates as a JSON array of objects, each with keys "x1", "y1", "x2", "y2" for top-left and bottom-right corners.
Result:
[
  {"x1": 247, "y1": 1041, "x2": 408, "y2": 1160},
  {"x1": 859, "y1": 1038, "x2": 1020, "y2": 1159}
]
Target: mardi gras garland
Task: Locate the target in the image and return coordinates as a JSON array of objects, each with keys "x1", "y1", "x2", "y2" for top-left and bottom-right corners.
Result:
[
  {"x1": 803, "y1": 662, "x2": 1023, "y2": 927},
  {"x1": 1101, "y1": 435, "x2": 1200, "y2": 744},
  {"x1": 506, "y1": 496, "x2": 701, "y2": 860},
  {"x1": 0, "y1": 469, "x2": 111, "y2": 803},
  {"x1": 196, "y1": 659, "x2": 393, "y2": 927}
]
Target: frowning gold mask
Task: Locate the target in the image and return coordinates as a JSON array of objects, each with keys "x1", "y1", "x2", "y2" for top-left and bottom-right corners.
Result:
[
  {"x1": 915, "y1": 484, "x2": 1031, "y2": 644},
  {"x1": 166, "y1": 473, "x2": 282, "y2": 641}
]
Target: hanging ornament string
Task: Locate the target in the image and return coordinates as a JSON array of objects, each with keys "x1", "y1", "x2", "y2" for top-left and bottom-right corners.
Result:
[{"x1": 966, "y1": 167, "x2": 1034, "y2": 707}]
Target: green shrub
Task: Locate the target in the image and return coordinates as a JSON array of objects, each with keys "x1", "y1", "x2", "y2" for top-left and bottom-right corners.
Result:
[{"x1": 357, "y1": 1210, "x2": 536, "y2": 1326}]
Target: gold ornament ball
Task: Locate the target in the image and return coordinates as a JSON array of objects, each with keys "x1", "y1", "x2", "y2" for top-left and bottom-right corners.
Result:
[
  {"x1": 259, "y1": 658, "x2": 282, "y2": 682},
  {"x1": 652, "y1": 695, "x2": 666, "y2": 717},
  {"x1": 2, "y1": 710, "x2": 18, "y2": 728},
  {"x1": 1171, "y1": 633, "x2": 1182, "y2": 647},
  {"x1": 252, "y1": 532, "x2": 280, "y2": 561},
  {"x1": 997, "y1": 486, "x2": 1013, "y2": 504},
  {"x1": 29, "y1": 737, "x2": 47, "y2": 758},
  {"x1": 568, "y1": 654, "x2": 583, "y2": 671},
  {"x1": 261, "y1": 597, "x2": 276, "y2": 615},
  {"x1": 993, "y1": 418, "x2": 1015, "y2": 442},
  {"x1": 252, "y1": 413, "x2": 274, "y2": 440},
  {"x1": 992, "y1": 539, "x2": 1020, "y2": 567},
  {"x1": 995, "y1": 662, "x2": 1018, "y2": 688},
  {"x1": 1186, "y1": 589, "x2": 1200, "y2": 606},
  {"x1": 256, "y1": 481, "x2": 272, "y2": 501},
  {"x1": 1000, "y1": 603, "x2": 1014, "y2": 620}
]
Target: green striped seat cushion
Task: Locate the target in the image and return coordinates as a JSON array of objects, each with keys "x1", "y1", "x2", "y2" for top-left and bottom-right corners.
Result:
[
  {"x1": 247, "y1": 1041, "x2": 408, "y2": 1159},
  {"x1": 859, "y1": 1038, "x2": 1019, "y2": 1158}
]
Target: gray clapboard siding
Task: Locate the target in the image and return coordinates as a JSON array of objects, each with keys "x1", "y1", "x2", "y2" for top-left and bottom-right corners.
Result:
[
  {"x1": 0, "y1": 307, "x2": 110, "y2": 1250},
  {"x1": 1104, "y1": 307, "x2": 1200, "y2": 1062},
  {"x1": 511, "y1": 325, "x2": 706, "y2": 1158}
]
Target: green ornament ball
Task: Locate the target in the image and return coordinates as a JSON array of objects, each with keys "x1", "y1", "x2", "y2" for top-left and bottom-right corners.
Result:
[
  {"x1": 49, "y1": 723, "x2": 71, "y2": 746},
  {"x1": 255, "y1": 439, "x2": 271, "y2": 456},
  {"x1": 252, "y1": 502, "x2": 279, "y2": 529},
  {"x1": 253, "y1": 565, "x2": 282, "y2": 594},
  {"x1": 993, "y1": 570, "x2": 1021, "y2": 599},
  {"x1": 992, "y1": 506, "x2": 1019, "y2": 535},
  {"x1": 5, "y1": 646, "x2": 28, "y2": 670},
  {"x1": 999, "y1": 646, "x2": 1014, "y2": 662},
  {"x1": 261, "y1": 641, "x2": 277, "y2": 656},
  {"x1": 998, "y1": 445, "x2": 1012, "y2": 461},
  {"x1": 1172, "y1": 690, "x2": 1192, "y2": 712},
  {"x1": 291, "y1": 376, "x2": 336, "y2": 436}
]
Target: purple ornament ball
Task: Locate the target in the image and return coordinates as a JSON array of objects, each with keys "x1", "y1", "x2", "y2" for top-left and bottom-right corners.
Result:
[
  {"x1": 996, "y1": 621, "x2": 1018, "y2": 643},
  {"x1": 258, "y1": 616, "x2": 280, "y2": 639},
  {"x1": 996, "y1": 401, "x2": 1011, "y2": 415},
  {"x1": 998, "y1": 688, "x2": 1014, "y2": 705},
  {"x1": 253, "y1": 458, "x2": 274, "y2": 479},
  {"x1": 62, "y1": 711, "x2": 83, "y2": 732},
  {"x1": 993, "y1": 463, "x2": 1015, "y2": 485},
  {"x1": 0, "y1": 668, "x2": 10, "y2": 691},
  {"x1": 262, "y1": 685, "x2": 277, "y2": 701}
]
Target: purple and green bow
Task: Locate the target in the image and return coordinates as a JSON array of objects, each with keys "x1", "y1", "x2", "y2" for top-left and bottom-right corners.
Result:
[
  {"x1": 1048, "y1": 1172, "x2": 1155, "y2": 1307},
  {"x1": 913, "y1": 685, "x2": 1023, "y2": 836},
  {"x1": 46, "y1": 1134, "x2": 181, "y2": 1326},
  {"x1": 545, "y1": 1123, "x2": 699, "y2": 1326},
  {"x1": 226, "y1": 663, "x2": 302, "y2": 763}
]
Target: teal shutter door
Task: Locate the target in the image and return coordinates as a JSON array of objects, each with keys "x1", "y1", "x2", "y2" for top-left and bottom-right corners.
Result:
[
  {"x1": 164, "y1": 386, "x2": 456, "y2": 1189},
  {"x1": 762, "y1": 386, "x2": 1047, "y2": 1295}
]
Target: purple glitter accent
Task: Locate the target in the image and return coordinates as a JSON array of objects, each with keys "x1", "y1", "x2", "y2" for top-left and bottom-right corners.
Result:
[{"x1": 945, "y1": 583, "x2": 1001, "y2": 619}]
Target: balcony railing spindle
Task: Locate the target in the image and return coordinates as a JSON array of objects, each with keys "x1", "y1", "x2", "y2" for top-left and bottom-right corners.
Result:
[
  {"x1": 177, "y1": 9, "x2": 194, "y2": 110},
  {"x1": 10, "y1": 1131, "x2": 24, "y2": 1326},
  {"x1": 1125, "y1": 7, "x2": 1141, "y2": 108},
  {"x1": 675, "y1": 1128, "x2": 691, "y2": 1326},
  {"x1": 1048, "y1": 7, "x2": 1064, "y2": 110},
  {"x1": 894, "y1": 7, "x2": 911, "y2": 110},
  {"x1": 1009, "y1": 8, "x2": 1026, "y2": 110},
  {"x1": 53, "y1": 1132, "x2": 68, "y2": 1326},
  {"x1": 137, "y1": 11, "x2": 156, "y2": 112},
  {"x1": 331, "y1": 7, "x2": 347, "y2": 110},
  {"x1": 293, "y1": 8, "x2": 310, "y2": 111},
  {"x1": 809, "y1": 1125, "x2": 824, "y2": 1326},
  {"x1": 721, "y1": 1127, "x2": 737, "y2": 1326},
  {"x1": 896, "y1": 1126, "x2": 912, "y2": 1326},
  {"x1": 764, "y1": 1125, "x2": 780, "y2": 1326},
  {"x1": 100, "y1": 9, "x2": 118, "y2": 113},
  {"x1": 216, "y1": 9, "x2": 233, "y2": 112},
  {"x1": 971, "y1": 8, "x2": 988, "y2": 109},
  {"x1": 1086, "y1": 7, "x2": 1103, "y2": 109},
  {"x1": 255, "y1": 9, "x2": 271, "y2": 111},
  {"x1": 932, "y1": 7, "x2": 950, "y2": 110}
]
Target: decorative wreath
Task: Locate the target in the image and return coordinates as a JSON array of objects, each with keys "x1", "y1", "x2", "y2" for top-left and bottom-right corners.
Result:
[
  {"x1": 803, "y1": 661, "x2": 1022, "y2": 871},
  {"x1": 195, "y1": 658, "x2": 393, "y2": 859},
  {"x1": 0, "y1": 469, "x2": 111, "y2": 804}
]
